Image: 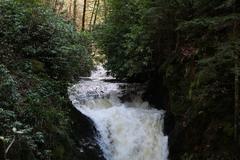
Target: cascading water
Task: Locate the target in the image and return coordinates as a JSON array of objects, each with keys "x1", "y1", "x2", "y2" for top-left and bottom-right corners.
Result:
[{"x1": 68, "y1": 66, "x2": 169, "y2": 160}]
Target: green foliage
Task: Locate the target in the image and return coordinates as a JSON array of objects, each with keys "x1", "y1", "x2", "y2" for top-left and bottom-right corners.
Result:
[
  {"x1": 94, "y1": 0, "x2": 154, "y2": 80},
  {"x1": 95, "y1": 0, "x2": 240, "y2": 159},
  {"x1": 0, "y1": 0, "x2": 93, "y2": 80},
  {"x1": 0, "y1": 65, "x2": 19, "y2": 107},
  {"x1": 0, "y1": 0, "x2": 93, "y2": 159},
  {"x1": 0, "y1": 107, "x2": 49, "y2": 159}
]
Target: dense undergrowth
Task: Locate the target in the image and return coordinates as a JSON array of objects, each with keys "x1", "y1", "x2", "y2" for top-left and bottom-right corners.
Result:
[
  {"x1": 94, "y1": 0, "x2": 240, "y2": 159},
  {"x1": 0, "y1": 0, "x2": 93, "y2": 159}
]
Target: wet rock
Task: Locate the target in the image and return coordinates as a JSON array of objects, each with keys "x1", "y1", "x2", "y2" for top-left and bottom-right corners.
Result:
[
  {"x1": 0, "y1": 140, "x2": 4, "y2": 160},
  {"x1": 70, "y1": 106, "x2": 105, "y2": 160},
  {"x1": 143, "y1": 74, "x2": 170, "y2": 111},
  {"x1": 163, "y1": 112, "x2": 175, "y2": 136}
]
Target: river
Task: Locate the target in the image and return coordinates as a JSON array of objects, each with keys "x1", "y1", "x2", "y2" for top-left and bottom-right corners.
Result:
[{"x1": 68, "y1": 65, "x2": 168, "y2": 160}]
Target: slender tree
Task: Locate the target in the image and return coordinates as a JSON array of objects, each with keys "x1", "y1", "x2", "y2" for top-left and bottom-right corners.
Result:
[
  {"x1": 4, "y1": 136, "x2": 15, "y2": 160},
  {"x1": 73, "y1": 0, "x2": 77, "y2": 25},
  {"x1": 103, "y1": 0, "x2": 107, "y2": 19},
  {"x1": 68, "y1": 0, "x2": 72, "y2": 17},
  {"x1": 55, "y1": 0, "x2": 64, "y2": 13},
  {"x1": 233, "y1": 0, "x2": 239, "y2": 144},
  {"x1": 90, "y1": 0, "x2": 97, "y2": 31},
  {"x1": 93, "y1": 0, "x2": 100, "y2": 27},
  {"x1": 234, "y1": 42, "x2": 239, "y2": 144},
  {"x1": 82, "y1": 0, "x2": 87, "y2": 31}
]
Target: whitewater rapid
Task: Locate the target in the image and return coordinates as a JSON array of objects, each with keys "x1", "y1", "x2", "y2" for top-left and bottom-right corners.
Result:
[{"x1": 68, "y1": 66, "x2": 168, "y2": 160}]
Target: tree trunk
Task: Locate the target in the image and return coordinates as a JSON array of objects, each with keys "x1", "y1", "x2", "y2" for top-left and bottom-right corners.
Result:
[
  {"x1": 73, "y1": 0, "x2": 77, "y2": 25},
  {"x1": 90, "y1": 0, "x2": 97, "y2": 31},
  {"x1": 82, "y1": 0, "x2": 87, "y2": 31},
  {"x1": 4, "y1": 136, "x2": 15, "y2": 160},
  {"x1": 233, "y1": 0, "x2": 239, "y2": 144},
  {"x1": 103, "y1": 0, "x2": 107, "y2": 19},
  {"x1": 234, "y1": 52, "x2": 239, "y2": 144},
  {"x1": 93, "y1": 0, "x2": 100, "y2": 27}
]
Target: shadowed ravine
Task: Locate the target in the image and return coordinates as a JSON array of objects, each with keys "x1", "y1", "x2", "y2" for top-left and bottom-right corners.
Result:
[{"x1": 68, "y1": 66, "x2": 169, "y2": 160}]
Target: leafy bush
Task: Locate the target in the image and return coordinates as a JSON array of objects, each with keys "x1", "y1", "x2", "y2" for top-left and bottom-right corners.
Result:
[
  {"x1": 0, "y1": 65, "x2": 19, "y2": 108},
  {"x1": 0, "y1": 0, "x2": 93, "y2": 159},
  {"x1": 0, "y1": 0, "x2": 93, "y2": 80},
  {"x1": 94, "y1": 0, "x2": 153, "y2": 80}
]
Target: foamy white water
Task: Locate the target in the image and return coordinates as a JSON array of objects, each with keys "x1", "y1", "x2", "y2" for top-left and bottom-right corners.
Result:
[{"x1": 68, "y1": 65, "x2": 168, "y2": 160}]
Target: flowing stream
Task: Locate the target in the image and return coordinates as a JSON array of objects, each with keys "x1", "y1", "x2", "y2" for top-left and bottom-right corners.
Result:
[{"x1": 68, "y1": 66, "x2": 168, "y2": 160}]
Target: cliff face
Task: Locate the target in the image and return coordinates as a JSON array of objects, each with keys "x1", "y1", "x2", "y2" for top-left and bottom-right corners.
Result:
[{"x1": 146, "y1": 73, "x2": 240, "y2": 160}]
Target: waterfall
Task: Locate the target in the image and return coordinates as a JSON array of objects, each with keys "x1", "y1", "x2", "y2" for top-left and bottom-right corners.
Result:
[{"x1": 68, "y1": 66, "x2": 169, "y2": 160}]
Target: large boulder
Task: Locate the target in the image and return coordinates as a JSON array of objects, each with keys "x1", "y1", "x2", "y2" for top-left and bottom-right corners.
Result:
[{"x1": 70, "y1": 106, "x2": 105, "y2": 160}]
